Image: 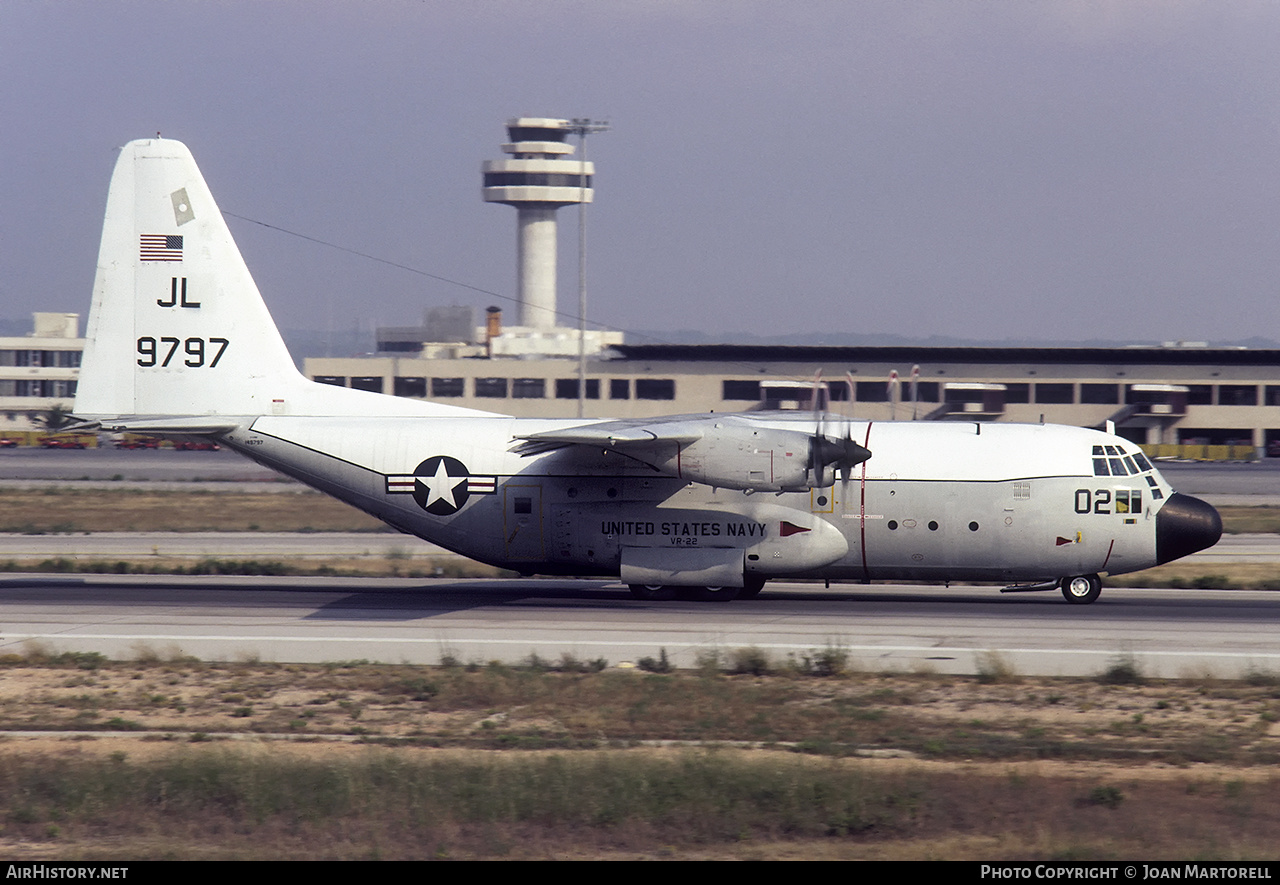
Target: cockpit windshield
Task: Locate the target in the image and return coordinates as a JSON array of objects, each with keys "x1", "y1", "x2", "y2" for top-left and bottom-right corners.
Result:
[{"x1": 1092, "y1": 444, "x2": 1164, "y2": 499}]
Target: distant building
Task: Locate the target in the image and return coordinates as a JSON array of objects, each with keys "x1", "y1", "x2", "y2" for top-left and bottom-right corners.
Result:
[
  {"x1": 376, "y1": 305, "x2": 484, "y2": 358},
  {"x1": 425, "y1": 305, "x2": 477, "y2": 344},
  {"x1": 304, "y1": 342, "x2": 1280, "y2": 457},
  {"x1": 0, "y1": 313, "x2": 83, "y2": 430}
]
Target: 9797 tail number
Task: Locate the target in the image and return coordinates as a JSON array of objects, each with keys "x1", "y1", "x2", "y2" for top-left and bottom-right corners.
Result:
[{"x1": 136, "y1": 336, "x2": 228, "y2": 368}]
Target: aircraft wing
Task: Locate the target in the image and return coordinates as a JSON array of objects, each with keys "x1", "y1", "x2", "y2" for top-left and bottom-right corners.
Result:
[
  {"x1": 513, "y1": 412, "x2": 869, "y2": 493},
  {"x1": 511, "y1": 416, "x2": 706, "y2": 455}
]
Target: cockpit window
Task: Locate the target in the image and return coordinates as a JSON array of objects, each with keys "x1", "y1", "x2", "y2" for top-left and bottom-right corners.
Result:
[
  {"x1": 1116, "y1": 489, "x2": 1142, "y2": 514},
  {"x1": 1090, "y1": 442, "x2": 1166, "y2": 500},
  {"x1": 1092, "y1": 444, "x2": 1165, "y2": 486},
  {"x1": 1093, "y1": 445, "x2": 1159, "y2": 480}
]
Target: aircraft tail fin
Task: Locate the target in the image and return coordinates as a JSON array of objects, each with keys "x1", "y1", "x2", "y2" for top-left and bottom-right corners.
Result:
[{"x1": 75, "y1": 138, "x2": 483, "y2": 423}]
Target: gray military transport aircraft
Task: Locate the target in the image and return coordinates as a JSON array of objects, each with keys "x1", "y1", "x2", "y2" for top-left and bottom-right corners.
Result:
[{"x1": 72, "y1": 139, "x2": 1222, "y2": 604}]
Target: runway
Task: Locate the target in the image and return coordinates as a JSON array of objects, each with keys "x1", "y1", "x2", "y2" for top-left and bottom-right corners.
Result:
[
  {"x1": 0, "y1": 574, "x2": 1276, "y2": 678},
  {"x1": 0, "y1": 530, "x2": 1271, "y2": 563}
]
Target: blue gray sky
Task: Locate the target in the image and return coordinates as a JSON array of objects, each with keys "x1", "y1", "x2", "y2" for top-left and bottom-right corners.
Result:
[{"x1": 3, "y1": 1, "x2": 1280, "y2": 347}]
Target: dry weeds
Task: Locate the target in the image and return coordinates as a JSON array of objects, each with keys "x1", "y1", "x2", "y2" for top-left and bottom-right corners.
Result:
[{"x1": 0, "y1": 656, "x2": 1277, "y2": 859}]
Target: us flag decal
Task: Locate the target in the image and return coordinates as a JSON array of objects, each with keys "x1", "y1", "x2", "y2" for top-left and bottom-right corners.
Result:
[{"x1": 140, "y1": 234, "x2": 183, "y2": 262}]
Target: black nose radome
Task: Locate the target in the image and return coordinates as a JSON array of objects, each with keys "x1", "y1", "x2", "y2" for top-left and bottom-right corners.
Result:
[{"x1": 1156, "y1": 493, "x2": 1223, "y2": 565}]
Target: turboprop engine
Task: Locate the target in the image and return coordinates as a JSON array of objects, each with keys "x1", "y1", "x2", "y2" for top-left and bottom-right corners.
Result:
[
  {"x1": 636, "y1": 422, "x2": 870, "y2": 492},
  {"x1": 514, "y1": 414, "x2": 872, "y2": 493}
]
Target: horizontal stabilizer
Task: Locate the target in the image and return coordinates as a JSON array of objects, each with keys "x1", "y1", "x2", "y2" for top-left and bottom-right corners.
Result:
[{"x1": 93, "y1": 416, "x2": 243, "y2": 435}]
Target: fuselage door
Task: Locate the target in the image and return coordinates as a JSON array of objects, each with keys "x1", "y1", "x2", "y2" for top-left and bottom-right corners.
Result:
[{"x1": 503, "y1": 484, "x2": 543, "y2": 561}]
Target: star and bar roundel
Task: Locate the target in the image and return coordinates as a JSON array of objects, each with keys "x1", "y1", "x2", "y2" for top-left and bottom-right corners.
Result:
[{"x1": 384, "y1": 457, "x2": 497, "y2": 516}]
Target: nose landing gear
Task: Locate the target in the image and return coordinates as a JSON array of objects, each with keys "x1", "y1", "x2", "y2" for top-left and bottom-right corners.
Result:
[{"x1": 1060, "y1": 573, "x2": 1102, "y2": 605}]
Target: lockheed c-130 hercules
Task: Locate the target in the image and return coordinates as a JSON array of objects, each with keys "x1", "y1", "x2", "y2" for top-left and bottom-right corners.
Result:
[{"x1": 72, "y1": 139, "x2": 1222, "y2": 604}]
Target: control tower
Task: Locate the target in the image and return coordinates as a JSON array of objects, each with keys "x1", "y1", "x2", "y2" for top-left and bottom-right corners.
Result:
[{"x1": 482, "y1": 118, "x2": 592, "y2": 330}]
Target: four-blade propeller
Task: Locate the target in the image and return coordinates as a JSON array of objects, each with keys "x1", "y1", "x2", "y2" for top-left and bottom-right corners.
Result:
[
  {"x1": 810, "y1": 431, "x2": 872, "y2": 488},
  {"x1": 806, "y1": 370, "x2": 872, "y2": 489}
]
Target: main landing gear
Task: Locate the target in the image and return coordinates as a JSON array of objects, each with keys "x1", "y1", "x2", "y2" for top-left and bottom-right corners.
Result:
[
  {"x1": 1060, "y1": 573, "x2": 1102, "y2": 605},
  {"x1": 628, "y1": 574, "x2": 767, "y2": 603}
]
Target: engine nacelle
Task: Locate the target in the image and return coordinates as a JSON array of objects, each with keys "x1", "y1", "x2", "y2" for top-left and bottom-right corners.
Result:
[{"x1": 632, "y1": 423, "x2": 817, "y2": 492}]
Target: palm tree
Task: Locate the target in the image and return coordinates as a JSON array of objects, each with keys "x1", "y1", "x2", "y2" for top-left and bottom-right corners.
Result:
[{"x1": 30, "y1": 403, "x2": 75, "y2": 432}]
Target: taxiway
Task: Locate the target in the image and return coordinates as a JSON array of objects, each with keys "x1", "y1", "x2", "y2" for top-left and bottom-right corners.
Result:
[{"x1": 0, "y1": 574, "x2": 1276, "y2": 678}]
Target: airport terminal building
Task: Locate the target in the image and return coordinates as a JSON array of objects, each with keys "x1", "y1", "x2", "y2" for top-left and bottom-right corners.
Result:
[
  {"x1": 304, "y1": 341, "x2": 1280, "y2": 458},
  {"x1": 0, "y1": 313, "x2": 83, "y2": 433},
  {"x1": 5, "y1": 307, "x2": 1280, "y2": 459}
]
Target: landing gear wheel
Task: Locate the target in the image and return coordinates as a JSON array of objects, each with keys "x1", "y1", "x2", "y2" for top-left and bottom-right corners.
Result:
[
  {"x1": 692, "y1": 585, "x2": 740, "y2": 602},
  {"x1": 1060, "y1": 574, "x2": 1102, "y2": 605},
  {"x1": 629, "y1": 584, "x2": 677, "y2": 601},
  {"x1": 738, "y1": 575, "x2": 766, "y2": 599}
]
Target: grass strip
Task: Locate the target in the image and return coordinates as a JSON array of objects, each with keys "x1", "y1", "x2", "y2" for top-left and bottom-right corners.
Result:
[
  {"x1": 0, "y1": 556, "x2": 509, "y2": 579},
  {"x1": 0, "y1": 488, "x2": 384, "y2": 534}
]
